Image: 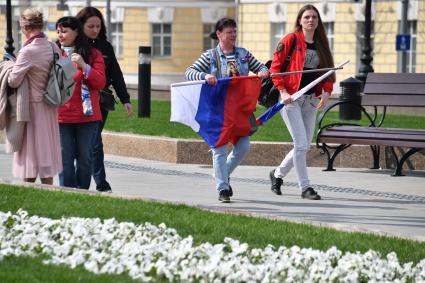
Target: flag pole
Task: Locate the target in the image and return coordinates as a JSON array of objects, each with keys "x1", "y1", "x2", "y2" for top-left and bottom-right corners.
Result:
[
  {"x1": 256, "y1": 60, "x2": 350, "y2": 125},
  {"x1": 171, "y1": 80, "x2": 206, "y2": 87},
  {"x1": 290, "y1": 60, "x2": 350, "y2": 101},
  {"x1": 271, "y1": 66, "x2": 344, "y2": 77}
]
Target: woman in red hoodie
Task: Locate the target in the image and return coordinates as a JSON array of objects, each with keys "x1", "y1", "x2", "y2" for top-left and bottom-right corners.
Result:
[
  {"x1": 56, "y1": 16, "x2": 106, "y2": 189},
  {"x1": 269, "y1": 4, "x2": 335, "y2": 200}
]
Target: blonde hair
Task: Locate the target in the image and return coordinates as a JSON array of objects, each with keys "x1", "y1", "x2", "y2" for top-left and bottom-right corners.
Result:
[{"x1": 21, "y1": 7, "x2": 44, "y2": 30}]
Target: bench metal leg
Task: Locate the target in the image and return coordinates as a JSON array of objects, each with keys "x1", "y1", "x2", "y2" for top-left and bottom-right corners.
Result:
[
  {"x1": 370, "y1": 145, "x2": 380, "y2": 169},
  {"x1": 392, "y1": 148, "x2": 421, "y2": 177},
  {"x1": 319, "y1": 143, "x2": 351, "y2": 172}
]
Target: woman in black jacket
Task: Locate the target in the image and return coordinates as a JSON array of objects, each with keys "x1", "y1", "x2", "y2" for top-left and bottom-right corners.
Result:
[{"x1": 76, "y1": 7, "x2": 133, "y2": 193}]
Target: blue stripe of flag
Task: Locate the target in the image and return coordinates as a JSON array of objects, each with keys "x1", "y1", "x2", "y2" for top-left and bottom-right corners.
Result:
[{"x1": 195, "y1": 78, "x2": 232, "y2": 147}]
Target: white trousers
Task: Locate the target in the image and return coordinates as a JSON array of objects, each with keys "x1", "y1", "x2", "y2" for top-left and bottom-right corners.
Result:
[{"x1": 274, "y1": 95, "x2": 319, "y2": 191}]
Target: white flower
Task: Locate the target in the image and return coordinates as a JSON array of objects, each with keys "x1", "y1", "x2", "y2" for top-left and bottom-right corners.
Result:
[{"x1": 0, "y1": 209, "x2": 423, "y2": 282}]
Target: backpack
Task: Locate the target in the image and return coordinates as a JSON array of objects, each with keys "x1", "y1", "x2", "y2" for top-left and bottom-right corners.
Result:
[
  {"x1": 259, "y1": 34, "x2": 297, "y2": 108},
  {"x1": 43, "y1": 43, "x2": 76, "y2": 107}
]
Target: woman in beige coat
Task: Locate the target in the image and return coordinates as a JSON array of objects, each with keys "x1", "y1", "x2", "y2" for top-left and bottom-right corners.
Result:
[{"x1": 8, "y1": 7, "x2": 62, "y2": 185}]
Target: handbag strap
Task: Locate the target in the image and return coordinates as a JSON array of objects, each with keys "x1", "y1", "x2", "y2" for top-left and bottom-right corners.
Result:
[
  {"x1": 213, "y1": 48, "x2": 222, "y2": 78},
  {"x1": 49, "y1": 42, "x2": 59, "y2": 64},
  {"x1": 281, "y1": 33, "x2": 297, "y2": 73}
]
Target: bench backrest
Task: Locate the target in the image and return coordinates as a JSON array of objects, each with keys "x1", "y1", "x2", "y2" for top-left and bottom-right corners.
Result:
[{"x1": 362, "y1": 73, "x2": 425, "y2": 107}]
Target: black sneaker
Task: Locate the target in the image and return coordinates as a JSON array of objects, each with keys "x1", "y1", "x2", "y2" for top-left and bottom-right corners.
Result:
[
  {"x1": 228, "y1": 179, "x2": 233, "y2": 197},
  {"x1": 96, "y1": 182, "x2": 112, "y2": 193},
  {"x1": 301, "y1": 187, "x2": 321, "y2": 200},
  {"x1": 218, "y1": 190, "x2": 231, "y2": 203},
  {"x1": 269, "y1": 170, "x2": 282, "y2": 195}
]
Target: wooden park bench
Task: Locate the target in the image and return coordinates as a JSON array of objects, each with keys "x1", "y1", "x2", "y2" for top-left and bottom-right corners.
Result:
[{"x1": 316, "y1": 73, "x2": 425, "y2": 176}]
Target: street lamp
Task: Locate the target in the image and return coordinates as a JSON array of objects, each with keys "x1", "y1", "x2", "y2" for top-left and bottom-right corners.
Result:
[
  {"x1": 356, "y1": 0, "x2": 374, "y2": 86},
  {"x1": 57, "y1": 0, "x2": 69, "y2": 11},
  {"x1": 3, "y1": 0, "x2": 15, "y2": 60},
  {"x1": 106, "y1": 0, "x2": 111, "y2": 41}
]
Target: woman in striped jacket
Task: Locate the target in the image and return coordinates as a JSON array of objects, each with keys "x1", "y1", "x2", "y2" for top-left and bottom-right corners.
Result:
[{"x1": 185, "y1": 17, "x2": 268, "y2": 203}]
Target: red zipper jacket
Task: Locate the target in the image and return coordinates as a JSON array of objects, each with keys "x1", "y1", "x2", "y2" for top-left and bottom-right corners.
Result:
[
  {"x1": 58, "y1": 48, "x2": 106, "y2": 123},
  {"x1": 270, "y1": 30, "x2": 333, "y2": 97}
]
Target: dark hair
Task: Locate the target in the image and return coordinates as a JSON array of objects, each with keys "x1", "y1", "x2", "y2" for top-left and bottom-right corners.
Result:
[
  {"x1": 210, "y1": 17, "x2": 237, "y2": 40},
  {"x1": 294, "y1": 4, "x2": 335, "y2": 82},
  {"x1": 56, "y1": 16, "x2": 91, "y2": 63},
  {"x1": 76, "y1": 6, "x2": 107, "y2": 41}
]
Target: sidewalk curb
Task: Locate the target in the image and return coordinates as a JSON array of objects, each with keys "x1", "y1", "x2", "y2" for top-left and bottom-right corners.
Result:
[
  {"x1": 102, "y1": 131, "x2": 425, "y2": 169},
  {"x1": 1, "y1": 130, "x2": 423, "y2": 169}
]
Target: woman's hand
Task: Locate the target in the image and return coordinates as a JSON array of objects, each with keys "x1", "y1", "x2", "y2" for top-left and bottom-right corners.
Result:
[
  {"x1": 257, "y1": 70, "x2": 269, "y2": 79},
  {"x1": 280, "y1": 90, "x2": 292, "y2": 105},
  {"x1": 205, "y1": 74, "x2": 218, "y2": 85},
  {"x1": 317, "y1": 92, "x2": 330, "y2": 109},
  {"x1": 123, "y1": 103, "x2": 133, "y2": 116},
  {"x1": 70, "y1": 53, "x2": 87, "y2": 72}
]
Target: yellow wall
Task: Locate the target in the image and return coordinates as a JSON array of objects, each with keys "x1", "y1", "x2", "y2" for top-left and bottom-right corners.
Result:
[
  {"x1": 119, "y1": 8, "x2": 149, "y2": 74},
  {"x1": 0, "y1": 15, "x2": 6, "y2": 52},
  {"x1": 333, "y1": 3, "x2": 359, "y2": 79},
  {"x1": 117, "y1": 7, "x2": 234, "y2": 75},
  {"x1": 238, "y1": 4, "x2": 270, "y2": 62}
]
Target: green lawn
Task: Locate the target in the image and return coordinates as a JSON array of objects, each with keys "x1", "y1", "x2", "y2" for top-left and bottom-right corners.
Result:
[
  {"x1": 1, "y1": 185, "x2": 424, "y2": 282},
  {"x1": 105, "y1": 100, "x2": 425, "y2": 142}
]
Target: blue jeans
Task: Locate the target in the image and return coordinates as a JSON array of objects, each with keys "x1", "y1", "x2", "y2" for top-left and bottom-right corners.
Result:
[
  {"x1": 59, "y1": 122, "x2": 99, "y2": 189},
  {"x1": 212, "y1": 136, "x2": 250, "y2": 192},
  {"x1": 92, "y1": 107, "x2": 109, "y2": 187}
]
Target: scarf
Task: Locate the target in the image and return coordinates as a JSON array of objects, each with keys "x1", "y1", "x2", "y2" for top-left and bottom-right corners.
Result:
[{"x1": 24, "y1": 32, "x2": 45, "y2": 46}]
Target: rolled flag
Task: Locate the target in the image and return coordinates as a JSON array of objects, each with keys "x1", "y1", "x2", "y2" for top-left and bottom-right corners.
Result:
[
  {"x1": 81, "y1": 81, "x2": 93, "y2": 116},
  {"x1": 256, "y1": 102, "x2": 284, "y2": 126},
  {"x1": 171, "y1": 76, "x2": 261, "y2": 148},
  {"x1": 256, "y1": 60, "x2": 350, "y2": 126}
]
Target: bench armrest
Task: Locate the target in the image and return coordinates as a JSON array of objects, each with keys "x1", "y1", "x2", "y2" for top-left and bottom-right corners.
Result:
[{"x1": 317, "y1": 100, "x2": 377, "y2": 130}]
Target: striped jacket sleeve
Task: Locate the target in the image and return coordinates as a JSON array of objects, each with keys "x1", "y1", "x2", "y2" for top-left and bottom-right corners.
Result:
[
  {"x1": 185, "y1": 51, "x2": 211, "y2": 81},
  {"x1": 247, "y1": 51, "x2": 268, "y2": 74}
]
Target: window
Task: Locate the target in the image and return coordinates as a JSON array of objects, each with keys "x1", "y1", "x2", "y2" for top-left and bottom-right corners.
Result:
[
  {"x1": 13, "y1": 19, "x2": 22, "y2": 50},
  {"x1": 270, "y1": 22, "x2": 285, "y2": 57},
  {"x1": 152, "y1": 23, "x2": 172, "y2": 57},
  {"x1": 110, "y1": 8, "x2": 124, "y2": 58},
  {"x1": 356, "y1": 21, "x2": 375, "y2": 72},
  {"x1": 397, "y1": 20, "x2": 417, "y2": 73},
  {"x1": 323, "y1": 22, "x2": 334, "y2": 52},
  {"x1": 203, "y1": 24, "x2": 217, "y2": 51},
  {"x1": 12, "y1": 7, "x2": 22, "y2": 50},
  {"x1": 111, "y1": 22, "x2": 123, "y2": 57}
]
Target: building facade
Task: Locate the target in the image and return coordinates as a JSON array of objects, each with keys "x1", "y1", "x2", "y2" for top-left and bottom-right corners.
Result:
[
  {"x1": 1, "y1": 0, "x2": 423, "y2": 84},
  {"x1": 237, "y1": 0, "x2": 424, "y2": 81}
]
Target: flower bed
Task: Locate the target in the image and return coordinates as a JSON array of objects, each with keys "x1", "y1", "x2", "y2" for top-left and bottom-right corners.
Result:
[{"x1": 1, "y1": 209, "x2": 424, "y2": 282}]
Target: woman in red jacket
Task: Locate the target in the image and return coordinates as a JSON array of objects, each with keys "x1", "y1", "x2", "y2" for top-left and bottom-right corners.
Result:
[
  {"x1": 56, "y1": 16, "x2": 106, "y2": 189},
  {"x1": 269, "y1": 4, "x2": 335, "y2": 200}
]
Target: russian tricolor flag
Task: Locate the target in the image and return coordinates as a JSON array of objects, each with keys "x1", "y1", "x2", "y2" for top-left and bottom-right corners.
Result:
[{"x1": 171, "y1": 76, "x2": 261, "y2": 148}]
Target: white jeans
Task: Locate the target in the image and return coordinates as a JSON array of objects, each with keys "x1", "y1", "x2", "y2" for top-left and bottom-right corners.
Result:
[
  {"x1": 274, "y1": 95, "x2": 319, "y2": 191},
  {"x1": 212, "y1": 136, "x2": 250, "y2": 192}
]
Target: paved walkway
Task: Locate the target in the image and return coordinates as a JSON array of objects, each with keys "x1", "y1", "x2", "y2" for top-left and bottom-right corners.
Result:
[{"x1": 1, "y1": 144, "x2": 424, "y2": 242}]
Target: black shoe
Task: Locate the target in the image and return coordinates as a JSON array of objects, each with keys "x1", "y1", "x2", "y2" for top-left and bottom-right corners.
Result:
[
  {"x1": 228, "y1": 179, "x2": 233, "y2": 197},
  {"x1": 269, "y1": 170, "x2": 282, "y2": 195},
  {"x1": 96, "y1": 182, "x2": 112, "y2": 193},
  {"x1": 218, "y1": 190, "x2": 231, "y2": 203},
  {"x1": 301, "y1": 187, "x2": 321, "y2": 200}
]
